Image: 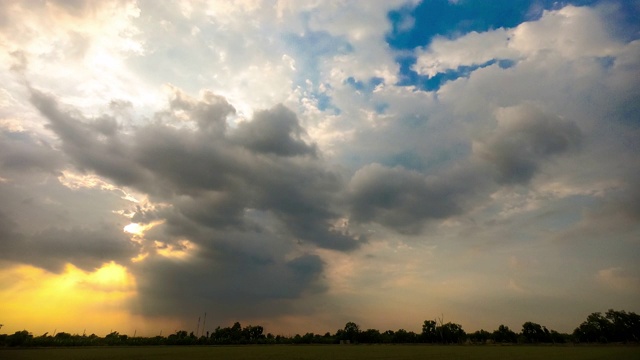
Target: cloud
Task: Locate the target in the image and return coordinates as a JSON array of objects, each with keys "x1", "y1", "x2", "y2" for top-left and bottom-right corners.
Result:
[
  {"x1": 167, "y1": 87, "x2": 236, "y2": 133},
  {"x1": 0, "y1": 178, "x2": 139, "y2": 274},
  {"x1": 414, "y1": 5, "x2": 623, "y2": 77},
  {"x1": 130, "y1": 230, "x2": 326, "y2": 321},
  {"x1": 232, "y1": 104, "x2": 317, "y2": 157},
  {"x1": 414, "y1": 28, "x2": 518, "y2": 77},
  {"x1": 596, "y1": 267, "x2": 640, "y2": 293},
  {"x1": 347, "y1": 163, "x2": 482, "y2": 234},
  {"x1": 0, "y1": 210, "x2": 22, "y2": 248},
  {"x1": 6, "y1": 225, "x2": 138, "y2": 273},
  {"x1": 0, "y1": 116, "x2": 141, "y2": 274},
  {"x1": 25, "y1": 86, "x2": 361, "y2": 320},
  {"x1": 30, "y1": 88, "x2": 150, "y2": 188},
  {"x1": 474, "y1": 103, "x2": 582, "y2": 184},
  {"x1": 0, "y1": 177, "x2": 137, "y2": 273},
  {"x1": 0, "y1": 128, "x2": 63, "y2": 174}
]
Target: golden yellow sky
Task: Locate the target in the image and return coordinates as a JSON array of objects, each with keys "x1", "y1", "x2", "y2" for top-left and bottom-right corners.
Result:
[{"x1": 0, "y1": 261, "x2": 178, "y2": 336}]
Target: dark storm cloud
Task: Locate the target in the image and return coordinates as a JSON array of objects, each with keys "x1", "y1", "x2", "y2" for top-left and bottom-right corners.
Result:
[
  {"x1": 167, "y1": 88, "x2": 236, "y2": 133},
  {"x1": 347, "y1": 163, "x2": 480, "y2": 234},
  {"x1": 30, "y1": 89, "x2": 151, "y2": 188},
  {"x1": 30, "y1": 87, "x2": 358, "y2": 250},
  {"x1": 0, "y1": 132, "x2": 138, "y2": 272},
  {"x1": 25, "y1": 87, "x2": 590, "y2": 321},
  {"x1": 131, "y1": 229, "x2": 325, "y2": 321},
  {"x1": 0, "y1": 210, "x2": 22, "y2": 247},
  {"x1": 231, "y1": 104, "x2": 318, "y2": 157},
  {"x1": 0, "y1": 129, "x2": 63, "y2": 174},
  {"x1": 132, "y1": 124, "x2": 239, "y2": 194},
  {"x1": 25, "y1": 225, "x2": 137, "y2": 272},
  {"x1": 476, "y1": 104, "x2": 582, "y2": 184},
  {"x1": 345, "y1": 104, "x2": 583, "y2": 233},
  {"x1": 0, "y1": 126, "x2": 139, "y2": 272},
  {"x1": 620, "y1": 180, "x2": 640, "y2": 220},
  {"x1": 127, "y1": 195, "x2": 328, "y2": 318},
  {"x1": 0, "y1": 208, "x2": 137, "y2": 273},
  {"x1": 169, "y1": 192, "x2": 248, "y2": 230},
  {"x1": 596, "y1": 172, "x2": 640, "y2": 224},
  {"x1": 26, "y1": 86, "x2": 360, "y2": 319}
]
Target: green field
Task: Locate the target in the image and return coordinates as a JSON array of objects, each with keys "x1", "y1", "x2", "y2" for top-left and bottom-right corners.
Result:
[{"x1": 1, "y1": 345, "x2": 639, "y2": 360}]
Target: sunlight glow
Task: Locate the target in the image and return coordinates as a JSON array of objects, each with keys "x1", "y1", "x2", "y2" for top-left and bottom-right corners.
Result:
[
  {"x1": 58, "y1": 171, "x2": 140, "y2": 203},
  {"x1": 155, "y1": 239, "x2": 197, "y2": 260},
  {"x1": 123, "y1": 220, "x2": 164, "y2": 237},
  {"x1": 131, "y1": 252, "x2": 149, "y2": 263},
  {"x1": 0, "y1": 262, "x2": 136, "y2": 336}
]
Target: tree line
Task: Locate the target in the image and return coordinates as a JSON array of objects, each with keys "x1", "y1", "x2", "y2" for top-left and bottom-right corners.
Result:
[{"x1": 1, "y1": 309, "x2": 638, "y2": 347}]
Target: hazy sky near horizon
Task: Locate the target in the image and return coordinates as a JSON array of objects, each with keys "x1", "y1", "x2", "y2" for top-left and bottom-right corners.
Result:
[{"x1": 1, "y1": 0, "x2": 639, "y2": 337}]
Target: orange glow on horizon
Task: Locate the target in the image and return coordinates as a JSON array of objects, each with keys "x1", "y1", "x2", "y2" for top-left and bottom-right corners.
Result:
[{"x1": 0, "y1": 262, "x2": 139, "y2": 336}]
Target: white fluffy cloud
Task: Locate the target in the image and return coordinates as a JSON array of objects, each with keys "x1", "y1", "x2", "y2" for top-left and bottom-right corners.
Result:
[{"x1": 414, "y1": 6, "x2": 623, "y2": 77}]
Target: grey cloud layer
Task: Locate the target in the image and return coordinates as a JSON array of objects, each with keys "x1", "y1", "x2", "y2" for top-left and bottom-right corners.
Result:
[
  {"x1": 3, "y1": 224, "x2": 137, "y2": 273},
  {"x1": 232, "y1": 104, "x2": 318, "y2": 157},
  {"x1": 0, "y1": 124, "x2": 138, "y2": 272},
  {"x1": 22, "y1": 87, "x2": 598, "y2": 269},
  {"x1": 475, "y1": 104, "x2": 582, "y2": 185},
  {"x1": 31, "y1": 87, "x2": 357, "y2": 247},
  {"x1": 24, "y1": 87, "x2": 361, "y2": 321},
  {"x1": 346, "y1": 103, "x2": 583, "y2": 234},
  {"x1": 0, "y1": 174, "x2": 138, "y2": 273},
  {"x1": 132, "y1": 228, "x2": 326, "y2": 320},
  {"x1": 348, "y1": 163, "x2": 471, "y2": 234},
  {"x1": 0, "y1": 130, "x2": 63, "y2": 174}
]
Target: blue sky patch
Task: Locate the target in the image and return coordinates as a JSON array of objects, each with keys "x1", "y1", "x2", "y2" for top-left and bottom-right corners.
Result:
[
  {"x1": 396, "y1": 56, "x2": 514, "y2": 91},
  {"x1": 345, "y1": 76, "x2": 385, "y2": 92},
  {"x1": 374, "y1": 102, "x2": 389, "y2": 114},
  {"x1": 386, "y1": 0, "x2": 602, "y2": 50},
  {"x1": 284, "y1": 29, "x2": 352, "y2": 86},
  {"x1": 386, "y1": 0, "x2": 610, "y2": 91}
]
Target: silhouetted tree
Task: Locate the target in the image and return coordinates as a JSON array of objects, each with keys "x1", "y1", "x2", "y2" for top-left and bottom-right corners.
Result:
[
  {"x1": 6, "y1": 330, "x2": 32, "y2": 347},
  {"x1": 438, "y1": 322, "x2": 466, "y2": 344},
  {"x1": 521, "y1": 322, "x2": 550, "y2": 343},
  {"x1": 573, "y1": 312, "x2": 612, "y2": 343},
  {"x1": 421, "y1": 320, "x2": 438, "y2": 343},
  {"x1": 381, "y1": 330, "x2": 395, "y2": 343},
  {"x1": 606, "y1": 309, "x2": 640, "y2": 342},
  {"x1": 105, "y1": 331, "x2": 122, "y2": 345},
  {"x1": 392, "y1": 329, "x2": 418, "y2": 343},
  {"x1": 469, "y1": 329, "x2": 491, "y2": 344},
  {"x1": 492, "y1": 324, "x2": 517, "y2": 343},
  {"x1": 2, "y1": 308, "x2": 638, "y2": 347},
  {"x1": 574, "y1": 309, "x2": 640, "y2": 343},
  {"x1": 342, "y1": 321, "x2": 360, "y2": 342},
  {"x1": 243, "y1": 325, "x2": 264, "y2": 341},
  {"x1": 548, "y1": 329, "x2": 569, "y2": 343},
  {"x1": 230, "y1": 322, "x2": 243, "y2": 342},
  {"x1": 359, "y1": 328, "x2": 382, "y2": 343}
]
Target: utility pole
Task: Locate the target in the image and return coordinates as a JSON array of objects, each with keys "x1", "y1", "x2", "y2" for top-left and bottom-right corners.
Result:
[
  {"x1": 437, "y1": 314, "x2": 444, "y2": 343},
  {"x1": 202, "y1": 313, "x2": 207, "y2": 338}
]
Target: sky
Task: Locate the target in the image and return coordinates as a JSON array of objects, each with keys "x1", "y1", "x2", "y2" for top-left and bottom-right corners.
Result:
[{"x1": 0, "y1": 0, "x2": 639, "y2": 337}]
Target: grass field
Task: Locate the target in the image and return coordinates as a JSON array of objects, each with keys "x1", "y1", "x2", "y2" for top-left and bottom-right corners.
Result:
[{"x1": 1, "y1": 345, "x2": 639, "y2": 360}]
